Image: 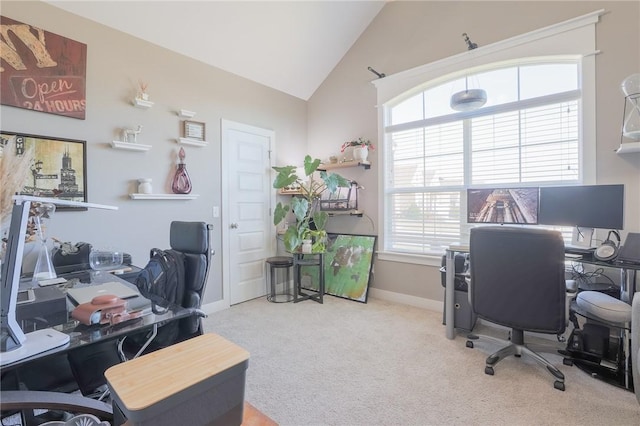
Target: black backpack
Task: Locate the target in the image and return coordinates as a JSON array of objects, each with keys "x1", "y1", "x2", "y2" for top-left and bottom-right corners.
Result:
[{"x1": 132, "y1": 248, "x2": 186, "y2": 349}]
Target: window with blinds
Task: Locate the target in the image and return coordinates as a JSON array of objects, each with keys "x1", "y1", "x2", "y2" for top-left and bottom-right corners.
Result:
[{"x1": 383, "y1": 61, "x2": 581, "y2": 256}]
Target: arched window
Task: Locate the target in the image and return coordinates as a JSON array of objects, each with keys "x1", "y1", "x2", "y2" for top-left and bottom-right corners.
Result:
[{"x1": 374, "y1": 10, "x2": 601, "y2": 262}]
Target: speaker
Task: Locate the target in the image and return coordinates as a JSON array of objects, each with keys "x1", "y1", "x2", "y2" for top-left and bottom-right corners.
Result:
[{"x1": 594, "y1": 230, "x2": 620, "y2": 261}]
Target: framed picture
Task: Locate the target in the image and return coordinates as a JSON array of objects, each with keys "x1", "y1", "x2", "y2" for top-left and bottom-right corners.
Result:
[
  {"x1": 0, "y1": 131, "x2": 87, "y2": 210},
  {"x1": 0, "y1": 16, "x2": 87, "y2": 120},
  {"x1": 301, "y1": 233, "x2": 376, "y2": 303},
  {"x1": 183, "y1": 120, "x2": 206, "y2": 141}
]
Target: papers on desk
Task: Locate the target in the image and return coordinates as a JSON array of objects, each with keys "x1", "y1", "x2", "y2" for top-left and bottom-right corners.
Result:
[{"x1": 38, "y1": 277, "x2": 67, "y2": 287}]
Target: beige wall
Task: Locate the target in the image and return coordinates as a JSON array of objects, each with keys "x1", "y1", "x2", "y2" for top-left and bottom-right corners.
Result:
[
  {"x1": 3, "y1": 1, "x2": 639, "y2": 307},
  {"x1": 1, "y1": 1, "x2": 308, "y2": 304},
  {"x1": 308, "y1": 1, "x2": 640, "y2": 302}
]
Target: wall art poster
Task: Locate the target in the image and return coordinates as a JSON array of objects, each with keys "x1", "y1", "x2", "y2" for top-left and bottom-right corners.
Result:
[
  {"x1": 0, "y1": 16, "x2": 87, "y2": 119},
  {"x1": 301, "y1": 234, "x2": 376, "y2": 303},
  {"x1": 0, "y1": 131, "x2": 87, "y2": 210}
]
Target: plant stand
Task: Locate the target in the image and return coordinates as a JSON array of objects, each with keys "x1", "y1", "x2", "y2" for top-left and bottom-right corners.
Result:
[{"x1": 292, "y1": 253, "x2": 325, "y2": 304}]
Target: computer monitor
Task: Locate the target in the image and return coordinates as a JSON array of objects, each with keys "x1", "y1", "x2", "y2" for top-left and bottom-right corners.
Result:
[
  {"x1": 538, "y1": 184, "x2": 624, "y2": 230},
  {"x1": 467, "y1": 187, "x2": 539, "y2": 225},
  {"x1": 1, "y1": 196, "x2": 117, "y2": 366}
]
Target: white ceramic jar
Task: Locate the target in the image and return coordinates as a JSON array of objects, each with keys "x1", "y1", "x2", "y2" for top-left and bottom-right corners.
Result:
[
  {"x1": 301, "y1": 239, "x2": 313, "y2": 254},
  {"x1": 138, "y1": 178, "x2": 153, "y2": 194}
]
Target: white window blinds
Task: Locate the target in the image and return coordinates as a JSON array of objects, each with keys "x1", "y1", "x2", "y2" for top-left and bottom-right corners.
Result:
[{"x1": 383, "y1": 65, "x2": 581, "y2": 256}]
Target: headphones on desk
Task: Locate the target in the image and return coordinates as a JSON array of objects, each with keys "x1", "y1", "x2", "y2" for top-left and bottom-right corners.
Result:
[{"x1": 594, "y1": 230, "x2": 621, "y2": 261}]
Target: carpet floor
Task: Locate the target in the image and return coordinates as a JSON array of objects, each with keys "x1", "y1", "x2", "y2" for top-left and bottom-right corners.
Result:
[{"x1": 203, "y1": 295, "x2": 639, "y2": 425}]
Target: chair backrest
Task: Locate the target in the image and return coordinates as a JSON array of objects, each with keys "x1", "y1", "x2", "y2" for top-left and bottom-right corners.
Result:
[
  {"x1": 632, "y1": 293, "x2": 640, "y2": 405},
  {"x1": 169, "y1": 221, "x2": 213, "y2": 337},
  {"x1": 469, "y1": 226, "x2": 566, "y2": 334}
]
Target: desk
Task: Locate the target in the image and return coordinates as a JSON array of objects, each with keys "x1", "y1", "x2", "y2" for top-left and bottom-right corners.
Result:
[
  {"x1": 2, "y1": 271, "x2": 195, "y2": 370},
  {"x1": 444, "y1": 244, "x2": 639, "y2": 340}
]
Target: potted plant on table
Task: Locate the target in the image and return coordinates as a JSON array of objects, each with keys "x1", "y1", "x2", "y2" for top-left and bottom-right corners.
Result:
[{"x1": 273, "y1": 155, "x2": 350, "y2": 253}]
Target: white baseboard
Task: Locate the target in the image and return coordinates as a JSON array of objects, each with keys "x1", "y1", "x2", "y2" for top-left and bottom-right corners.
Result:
[
  {"x1": 201, "y1": 300, "x2": 230, "y2": 314},
  {"x1": 368, "y1": 287, "x2": 443, "y2": 313}
]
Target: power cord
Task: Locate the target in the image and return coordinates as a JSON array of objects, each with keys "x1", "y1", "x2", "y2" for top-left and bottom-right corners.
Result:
[{"x1": 569, "y1": 262, "x2": 617, "y2": 288}]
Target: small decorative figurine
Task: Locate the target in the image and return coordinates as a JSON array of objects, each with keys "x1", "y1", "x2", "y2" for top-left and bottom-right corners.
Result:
[
  {"x1": 171, "y1": 147, "x2": 192, "y2": 194},
  {"x1": 122, "y1": 125, "x2": 143, "y2": 143}
]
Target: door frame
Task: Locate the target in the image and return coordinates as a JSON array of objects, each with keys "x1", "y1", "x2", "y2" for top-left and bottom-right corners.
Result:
[{"x1": 214, "y1": 118, "x2": 276, "y2": 311}]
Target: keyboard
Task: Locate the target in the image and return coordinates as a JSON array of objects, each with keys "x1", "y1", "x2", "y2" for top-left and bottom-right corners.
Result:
[{"x1": 564, "y1": 245, "x2": 596, "y2": 255}]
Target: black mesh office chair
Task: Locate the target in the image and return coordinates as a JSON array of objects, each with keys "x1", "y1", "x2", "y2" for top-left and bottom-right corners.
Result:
[{"x1": 466, "y1": 226, "x2": 567, "y2": 391}]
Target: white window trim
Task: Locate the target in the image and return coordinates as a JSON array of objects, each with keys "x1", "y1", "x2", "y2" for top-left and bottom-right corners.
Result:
[{"x1": 373, "y1": 9, "x2": 604, "y2": 265}]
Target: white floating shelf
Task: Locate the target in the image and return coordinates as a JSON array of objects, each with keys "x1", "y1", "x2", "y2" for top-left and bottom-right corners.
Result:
[
  {"x1": 616, "y1": 142, "x2": 640, "y2": 154},
  {"x1": 111, "y1": 140, "x2": 152, "y2": 151},
  {"x1": 178, "y1": 109, "x2": 196, "y2": 118},
  {"x1": 133, "y1": 98, "x2": 154, "y2": 109},
  {"x1": 178, "y1": 138, "x2": 208, "y2": 147},
  {"x1": 129, "y1": 193, "x2": 199, "y2": 200}
]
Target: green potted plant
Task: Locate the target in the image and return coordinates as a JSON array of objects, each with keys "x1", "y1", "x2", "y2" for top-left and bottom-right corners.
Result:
[{"x1": 273, "y1": 155, "x2": 349, "y2": 253}]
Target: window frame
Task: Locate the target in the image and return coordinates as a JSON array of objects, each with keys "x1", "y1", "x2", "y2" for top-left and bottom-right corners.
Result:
[{"x1": 373, "y1": 10, "x2": 603, "y2": 266}]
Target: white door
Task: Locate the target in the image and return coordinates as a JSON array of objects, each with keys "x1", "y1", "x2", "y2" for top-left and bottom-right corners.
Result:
[{"x1": 221, "y1": 119, "x2": 275, "y2": 306}]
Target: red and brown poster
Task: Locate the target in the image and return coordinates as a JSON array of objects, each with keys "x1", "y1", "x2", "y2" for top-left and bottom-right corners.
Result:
[{"x1": 0, "y1": 16, "x2": 87, "y2": 120}]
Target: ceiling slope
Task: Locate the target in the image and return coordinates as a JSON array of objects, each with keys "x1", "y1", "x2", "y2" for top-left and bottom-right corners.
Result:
[{"x1": 44, "y1": 0, "x2": 386, "y2": 100}]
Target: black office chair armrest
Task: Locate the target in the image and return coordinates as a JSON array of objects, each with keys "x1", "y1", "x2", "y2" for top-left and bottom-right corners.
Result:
[{"x1": 0, "y1": 390, "x2": 113, "y2": 420}]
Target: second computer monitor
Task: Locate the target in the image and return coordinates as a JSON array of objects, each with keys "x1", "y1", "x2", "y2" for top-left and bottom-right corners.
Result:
[{"x1": 538, "y1": 184, "x2": 624, "y2": 230}]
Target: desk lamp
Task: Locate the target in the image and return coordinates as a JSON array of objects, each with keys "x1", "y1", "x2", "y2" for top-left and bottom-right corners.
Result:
[{"x1": 0, "y1": 195, "x2": 117, "y2": 366}]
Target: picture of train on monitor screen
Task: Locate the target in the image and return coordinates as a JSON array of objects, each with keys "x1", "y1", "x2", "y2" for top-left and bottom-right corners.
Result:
[{"x1": 467, "y1": 187, "x2": 539, "y2": 225}]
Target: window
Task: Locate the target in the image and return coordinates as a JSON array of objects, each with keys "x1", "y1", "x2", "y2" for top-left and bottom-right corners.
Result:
[
  {"x1": 384, "y1": 62, "x2": 580, "y2": 256},
  {"x1": 373, "y1": 10, "x2": 601, "y2": 263}
]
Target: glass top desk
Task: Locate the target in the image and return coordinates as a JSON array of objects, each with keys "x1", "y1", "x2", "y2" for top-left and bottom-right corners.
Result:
[
  {"x1": 1, "y1": 270, "x2": 195, "y2": 371},
  {"x1": 444, "y1": 244, "x2": 639, "y2": 340}
]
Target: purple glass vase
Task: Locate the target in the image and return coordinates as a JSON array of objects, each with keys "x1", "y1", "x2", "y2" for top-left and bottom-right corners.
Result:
[{"x1": 171, "y1": 147, "x2": 192, "y2": 194}]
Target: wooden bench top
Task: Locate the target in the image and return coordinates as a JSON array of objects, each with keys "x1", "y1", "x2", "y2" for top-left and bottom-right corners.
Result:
[{"x1": 105, "y1": 333, "x2": 250, "y2": 412}]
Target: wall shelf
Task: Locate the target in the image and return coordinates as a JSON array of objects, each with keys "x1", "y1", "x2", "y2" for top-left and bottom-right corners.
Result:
[
  {"x1": 111, "y1": 140, "x2": 151, "y2": 151},
  {"x1": 616, "y1": 142, "x2": 640, "y2": 154},
  {"x1": 129, "y1": 193, "x2": 199, "y2": 200},
  {"x1": 177, "y1": 138, "x2": 208, "y2": 147},
  {"x1": 133, "y1": 98, "x2": 154, "y2": 109},
  {"x1": 178, "y1": 109, "x2": 196, "y2": 118},
  {"x1": 318, "y1": 161, "x2": 370, "y2": 171},
  {"x1": 327, "y1": 210, "x2": 364, "y2": 217}
]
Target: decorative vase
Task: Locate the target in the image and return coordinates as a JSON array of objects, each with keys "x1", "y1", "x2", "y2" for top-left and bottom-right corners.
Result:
[
  {"x1": 172, "y1": 148, "x2": 192, "y2": 194},
  {"x1": 138, "y1": 178, "x2": 153, "y2": 194},
  {"x1": 353, "y1": 146, "x2": 369, "y2": 163},
  {"x1": 301, "y1": 239, "x2": 313, "y2": 254}
]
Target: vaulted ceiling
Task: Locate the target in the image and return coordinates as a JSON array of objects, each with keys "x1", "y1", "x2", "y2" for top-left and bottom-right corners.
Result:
[{"x1": 45, "y1": 1, "x2": 387, "y2": 100}]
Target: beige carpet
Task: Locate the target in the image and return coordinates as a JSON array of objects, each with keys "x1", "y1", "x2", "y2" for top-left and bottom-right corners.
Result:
[{"x1": 203, "y1": 296, "x2": 639, "y2": 425}]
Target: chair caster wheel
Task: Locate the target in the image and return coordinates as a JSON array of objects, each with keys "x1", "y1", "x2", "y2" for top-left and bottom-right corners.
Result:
[
  {"x1": 484, "y1": 366, "x2": 494, "y2": 375},
  {"x1": 466, "y1": 341, "x2": 474, "y2": 348},
  {"x1": 514, "y1": 354, "x2": 521, "y2": 358},
  {"x1": 563, "y1": 358, "x2": 573, "y2": 366},
  {"x1": 554, "y1": 381, "x2": 565, "y2": 391}
]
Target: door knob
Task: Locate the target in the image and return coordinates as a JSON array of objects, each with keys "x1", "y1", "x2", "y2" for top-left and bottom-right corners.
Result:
[{"x1": 230, "y1": 223, "x2": 238, "y2": 229}]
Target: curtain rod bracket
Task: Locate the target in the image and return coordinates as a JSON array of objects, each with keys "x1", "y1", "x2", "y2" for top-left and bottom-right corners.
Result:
[
  {"x1": 462, "y1": 33, "x2": 478, "y2": 50},
  {"x1": 368, "y1": 66, "x2": 386, "y2": 79}
]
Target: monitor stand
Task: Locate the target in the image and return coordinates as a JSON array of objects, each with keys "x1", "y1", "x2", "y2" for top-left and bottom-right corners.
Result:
[{"x1": 0, "y1": 328, "x2": 69, "y2": 366}]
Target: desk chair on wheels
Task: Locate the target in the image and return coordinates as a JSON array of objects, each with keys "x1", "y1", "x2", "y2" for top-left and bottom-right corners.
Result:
[
  {"x1": 68, "y1": 221, "x2": 213, "y2": 398},
  {"x1": 466, "y1": 226, "x2": 568, "y2": 391}
]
